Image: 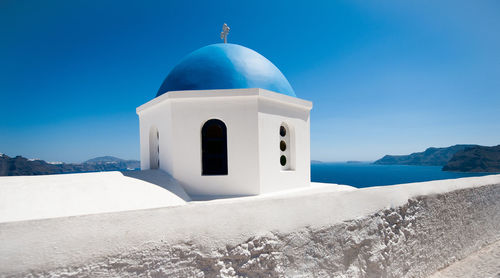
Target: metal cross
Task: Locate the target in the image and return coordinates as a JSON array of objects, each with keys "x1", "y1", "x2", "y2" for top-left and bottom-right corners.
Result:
[{"x1": 220, "y1": 23, "x2": 230, "y2": 43}]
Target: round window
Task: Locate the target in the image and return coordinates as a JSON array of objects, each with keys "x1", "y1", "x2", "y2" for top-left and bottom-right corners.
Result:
[
  {"x1": 280, "y1": 126, "x2": 286, "y2": 137},
  {"x1": 280, "y1": 155, "x2": 287, "y2": 166},
  {"x1": 280, "y1": 140, "x2": 287, "y2": 151}
]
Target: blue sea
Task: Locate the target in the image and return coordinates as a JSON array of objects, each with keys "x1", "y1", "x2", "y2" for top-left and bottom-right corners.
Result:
[{"x1": 311, "y1": 162, "x2": 496, "y2": 188}]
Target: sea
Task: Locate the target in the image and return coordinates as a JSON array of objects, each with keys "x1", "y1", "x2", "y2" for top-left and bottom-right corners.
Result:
[{"x1": 311, "y1": 162, "x2": 496, "y2": 188}]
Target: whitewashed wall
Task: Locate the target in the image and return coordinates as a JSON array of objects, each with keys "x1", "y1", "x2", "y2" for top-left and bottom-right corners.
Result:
[
  {"x1": 258, "y1": 93, "x2": 311, "y2": 193},
  {"x1": 138, "y1": 99, "x2": 175, "y2": 174},
  {"x1": 169, "y1": 94, "x2": 260, "y2": 196},
  {"x1": 137, "y1": 88, "x2": 312, "y2": 196},
  {"x1": 1, "y1": 175, "x2": 499, "y2": 277}
]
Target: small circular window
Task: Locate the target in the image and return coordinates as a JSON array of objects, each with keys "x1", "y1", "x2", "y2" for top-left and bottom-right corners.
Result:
[
  {"x1": 280, "y1": 126, "x2": 286, "y2": 137},
  {"x1": 280, "y1": 155, "x2": 287, "y2": 166},
  {"x1": 280, "y1": 140, "x2": 287, "y2": 151}
]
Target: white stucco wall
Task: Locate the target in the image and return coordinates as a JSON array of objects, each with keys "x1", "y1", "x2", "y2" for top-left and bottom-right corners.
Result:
[
  {"x1": 136, "y1": 88, "x2": 313, "y2": 196},
  {"x1": 258, "y1": 93, "x2": 311, "y2": 193},
  {"x1": 0, "y1": 170, "x2": 189, "y2": 223},
  {"x1": 138, "y1": 100, "x2": 175, "y2": 173},
  {"x1": 169, "y1": 95, "x2": 260, "y2": 196},
  {"x1": 1, "y1": 175, "x2": 499, "y2": 277}
]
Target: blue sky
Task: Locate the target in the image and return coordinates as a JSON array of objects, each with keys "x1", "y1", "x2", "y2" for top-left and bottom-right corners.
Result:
[{"x1": 1, "y1": 0, "x2": 499, "y2": 162}]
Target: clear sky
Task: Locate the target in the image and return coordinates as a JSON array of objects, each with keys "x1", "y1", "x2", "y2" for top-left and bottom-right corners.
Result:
[{"x1": 1, "y1": 0, "x2": 499, "y2": 163}]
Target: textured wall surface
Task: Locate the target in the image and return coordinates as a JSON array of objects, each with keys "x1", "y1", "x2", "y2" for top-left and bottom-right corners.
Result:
[
  {"x1": 429, "y1": 240, "x2": 500, "y2": 278},
  {"x1": 1, "y1": 178, "x2": 500, "y2": 277}
]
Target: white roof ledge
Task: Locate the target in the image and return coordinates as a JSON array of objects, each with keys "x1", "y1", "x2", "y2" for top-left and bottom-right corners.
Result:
[{"x1": 136, "y1": 88, "x2": 313, "y2": 114}]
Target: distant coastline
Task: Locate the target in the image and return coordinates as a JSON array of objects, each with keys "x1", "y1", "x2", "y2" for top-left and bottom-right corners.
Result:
[
  {"x1": 443, "y1": 145, "x2": 500, "y2": 173},
  {"x1": 311, "y1": 160, "x2": 373, "y2": 164},
  {"x1": 0, "y1": 155, "x2": 139, "y2": 176},
  {"x1": 374, "y1": 144, "x2": 500, "y2": 173},
  {"x1": 4, "y1": 145, "x2": 499, "y2": 176}
]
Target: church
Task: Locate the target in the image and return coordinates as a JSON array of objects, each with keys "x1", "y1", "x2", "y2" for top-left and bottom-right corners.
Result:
[{"x1": 136, "y1": 26, "x2": 313, "y2": 196}]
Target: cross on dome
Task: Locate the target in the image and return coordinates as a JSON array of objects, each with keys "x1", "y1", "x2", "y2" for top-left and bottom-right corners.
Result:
[{"x1": 220, "y1": 23, "x2": 230, "y2": 43}]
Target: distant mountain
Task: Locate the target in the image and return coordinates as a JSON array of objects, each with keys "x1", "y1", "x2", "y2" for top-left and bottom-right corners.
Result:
[
  {"x1": 85, "y1": 156, "x2": 125, "y2": 163},
  {"x1": 0, "y1": 155, "x2": 66, "y2": 176},
  {"x1": 374, "y1": 145, "x2": 478, "y2": 166},
  {"x1": 0, "y1": 154, "x2": 140, "y2": 176},
  {"x1": 311, "y1": 160, "x2": 324, "y2": 164},
  {"x1": 443, "y1": 145, "x2": 500, "y2": 172},
  {"x1": 84, "y1": 156, "x2": 140, "y2": 170}
]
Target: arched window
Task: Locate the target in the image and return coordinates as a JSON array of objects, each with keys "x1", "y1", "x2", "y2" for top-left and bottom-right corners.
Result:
[
  {"x1": 149, "y1": 126, "x2": 159, "y2": 169},
  {"x1": 279, "y1": 123, "x2": 292, "y2": 170},
  {"x1": 201, "y1": 119, "x2": 228, "y2": 175}
]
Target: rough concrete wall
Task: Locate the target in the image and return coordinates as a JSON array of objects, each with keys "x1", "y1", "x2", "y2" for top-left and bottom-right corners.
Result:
[
  {"x1": 17, "y1": 183, "x2": 500, "y2": 278},
  {"x1": 428, "y1": 240, "x2": 500, "y2": 278}
]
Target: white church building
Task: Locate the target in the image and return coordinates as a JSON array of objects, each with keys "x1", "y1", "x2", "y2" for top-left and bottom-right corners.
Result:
[
  {"x1": 136, "y1": 39, "x2": 313, "y2": 197},
  {"x1": 3, "y1": 27, "x2": 499, "y2": 278}
]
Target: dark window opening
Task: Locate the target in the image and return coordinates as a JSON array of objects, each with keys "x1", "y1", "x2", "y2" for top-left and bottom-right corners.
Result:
[
  {"x1": 280, "y1": 140, "x2": 287, "y2": 151},
  {"x1": 280, "y1": 126, "x2": 287, "y2": 137},
  {"x1": 280, "y1": 124, "x2": 291, "y2": 169},
  {"x1": 280, "y1": 155, "x2": 287, "y2": 166},
  {"x1": 202, "y1": 119, "x2": 228, "y2": 175}
]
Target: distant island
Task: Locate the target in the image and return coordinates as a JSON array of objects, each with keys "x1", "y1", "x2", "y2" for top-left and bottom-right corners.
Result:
[
  {"x1": 0, "y1": 155, "x2": 140, "y2": 176},
  {"x1": 374, "y1": 145, "x2": 477, "y2": 166},
  {"x1": 311, "y1": 160, "x2": 368, "y2": 164},
  {"x1": 443, "y1": 145, "x2": 500, "y2": 172},
  {"x1": 374, "y1": 144, "x2": 500, "y2": 173}
]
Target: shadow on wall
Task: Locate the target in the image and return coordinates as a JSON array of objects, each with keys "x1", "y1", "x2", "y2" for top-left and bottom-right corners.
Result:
[
  {"x1": 121, "y1": 170, "x2": 191, "y2": 202},
  {"x1": 188, "y1": 193, "x2": 257, "y2": 202}
]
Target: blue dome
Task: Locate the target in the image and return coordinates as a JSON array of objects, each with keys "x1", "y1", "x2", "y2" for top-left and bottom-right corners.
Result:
[{"x1": 157, "y1": 43, "x2": 295, "y2": 97}]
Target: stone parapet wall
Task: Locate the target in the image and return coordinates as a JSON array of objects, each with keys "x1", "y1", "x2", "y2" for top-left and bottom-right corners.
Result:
[{"x1": 1, "y1": 175, "x2": 499, "y2": 277}]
